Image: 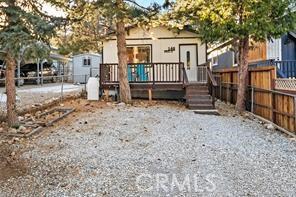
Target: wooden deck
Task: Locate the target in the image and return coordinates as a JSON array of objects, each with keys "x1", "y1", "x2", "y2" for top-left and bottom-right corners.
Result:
[{"x1": 100, "y1": 62, "x2": 218, "y2": 111}]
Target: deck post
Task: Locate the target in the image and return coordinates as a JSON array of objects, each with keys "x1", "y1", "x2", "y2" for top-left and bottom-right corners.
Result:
[
  {"x1": 251, "y1": 87, "x2": 254, "y2": 113},
  {"x1": 105, "y1": 89, "x2": 109, "y2": 101},
  {"x1": 148, "y1": 89, "x2": 152, "y2": 102},
  {"x1": 152, "y1": 63, "x2": 155, "y2": 86}
]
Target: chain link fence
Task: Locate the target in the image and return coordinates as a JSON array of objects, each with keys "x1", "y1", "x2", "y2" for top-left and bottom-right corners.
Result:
[{"x1": 0, "y1": 74, "x2": 93, "y2": 118}]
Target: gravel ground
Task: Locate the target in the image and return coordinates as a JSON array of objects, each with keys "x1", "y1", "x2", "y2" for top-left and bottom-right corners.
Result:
[
  {"x1": 0, "y1": 83, "x2": 84, "y2": 112},
  {"x1": 0, "y1": 101, "x2": 296, "y2": 196}
]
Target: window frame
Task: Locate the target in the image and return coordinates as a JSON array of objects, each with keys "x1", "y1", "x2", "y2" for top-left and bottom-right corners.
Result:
[
  {"x1": 83, "y1": 57, "x2": 92, "y2": 67},
  {"x1": 126, "y1": 44, "x2": 152, "y2": 63}
]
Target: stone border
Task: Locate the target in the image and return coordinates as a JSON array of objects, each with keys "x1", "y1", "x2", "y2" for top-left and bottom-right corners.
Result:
[{"x1": 1, "y1": 108, "x2": 75, "y2": 138}]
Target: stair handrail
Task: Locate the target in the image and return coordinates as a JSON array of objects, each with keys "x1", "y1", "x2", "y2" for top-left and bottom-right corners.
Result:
[
  {"x1": 204, "y1": 62, "x2": 218, "y2": 106},
  {"x1": 207, "y1": 68, "x2": 218, "y2": 87},
  {"x1": 182, "y1": 63, "x2": 189, "y2": 86}
]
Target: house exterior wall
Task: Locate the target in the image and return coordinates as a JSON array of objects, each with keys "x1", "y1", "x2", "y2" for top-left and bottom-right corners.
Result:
[
  {"x1": 102, "y1": 26, "x2": 207, "y2": 65},
  {"x1": 267, "y1": 38, "x2": 282, "y2": 60},
  {"x1": 73, "y1": 53, "x2": 102, "y2": 83},
  {"x1": 218, "y1": 51, "x2": 234, "y2": 68},
  {"x1": 282, "y1": 34, "x2": 296, "y2": 60}
]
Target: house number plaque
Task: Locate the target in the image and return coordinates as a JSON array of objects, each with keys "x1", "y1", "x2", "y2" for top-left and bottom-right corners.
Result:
[{"x1": 164, "y1": 47, "x2": 175, "y2": 53}]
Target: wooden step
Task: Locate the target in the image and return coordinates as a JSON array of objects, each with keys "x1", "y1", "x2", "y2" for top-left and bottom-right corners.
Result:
[
  {"x1": 186, "y1": 95, "x2": 212, "y2": 100},
  {"x1": 193, "y1": 109, "x2": 220, "y2": 115},
  {"x1": 188, "y1": 104, "x2": 216, "y2": 110},
  {"x1": 186, "y1": 92, "x2": 209, "y2": 97},
  {"x1": 185, "y1": 82, "x2": 216, "y2": 111},
  {"x1": 185, "y1": 82, "x2": 207, "y2": 87},
  {"x1": 186, "y1": 86, "x2": 208, "y2": 91},
  {"x1": 187, "y1": 99, "x2": 213, "y2": 105}
]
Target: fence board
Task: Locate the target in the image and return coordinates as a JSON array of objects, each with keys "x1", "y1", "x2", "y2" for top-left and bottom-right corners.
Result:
[{"x1": 213, "y1": 66, "x2": 296, "y2": 133}]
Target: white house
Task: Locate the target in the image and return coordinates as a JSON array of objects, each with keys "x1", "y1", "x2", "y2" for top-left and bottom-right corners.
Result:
[
  {"x1": 100, "y1": 26, "x2": 217, "y2": 111},
  {"x1": 72, "y1": 53, "x2": 102, "y2": 83},
  {"x1": 102, "y1": 26, "x2": 207, "y2": 82}
]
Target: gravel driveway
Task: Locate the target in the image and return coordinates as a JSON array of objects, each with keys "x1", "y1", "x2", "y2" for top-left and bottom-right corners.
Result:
[{"x1": 0, "y1": 101, "x2": 296, "y2": 196}]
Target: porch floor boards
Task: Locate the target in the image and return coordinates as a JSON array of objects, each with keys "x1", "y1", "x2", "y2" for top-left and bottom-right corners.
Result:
[{"x1": 102, "y1": 83, "x2": 184, "y2": 91}]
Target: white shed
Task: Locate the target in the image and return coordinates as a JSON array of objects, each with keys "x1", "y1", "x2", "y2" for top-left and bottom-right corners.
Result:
[{"x1": 72, "y1": 53, "x2": 102, "y2": 83}]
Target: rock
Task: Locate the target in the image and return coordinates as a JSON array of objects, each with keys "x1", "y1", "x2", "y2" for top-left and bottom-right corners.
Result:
[
  {"x1": 117, "y1": 102, "x2": 126, "y2": 107},
  {"x1": 264, "y1": 123, "x2": 275, "y2": 130},
  {"x1": 21, "y1": 129, "x2": 31, "y2": 134},
  {"x1": 18, "y1": 116, "x2": 25, "y2": 121},
  {"x1": 35, "y1": 111, "x2": 42, "y2": 116},
  {"x1": 0, "y1": 127, "x2": 4, "y2": 133},
  {"x1": 11, "y1": 152, "x2": 16, "y2": 157},
  {"x1": 8, "y1": 140, "x2": 14, "y2": 145},
  {"x1": 8, "y1": 128, "x2": 17, "y2": 134},
  {"x1": 19, "y1": 125, "x2": 27, "y2": 131},
  {"x1": 60, "y1": 104, "x2": 65, "y2": 107},
  {"x1": 13, "y1": 137, "x2": 20, "y2": 142}
]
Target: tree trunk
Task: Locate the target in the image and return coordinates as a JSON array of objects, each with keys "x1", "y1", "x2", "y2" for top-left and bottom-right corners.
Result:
[
  {"x1": 5, "y1": 53, "x2": 18, "y2": 127},
  {"x1": 236, "y1": 37, "x2": 250, "y2": 112},
  {"x1": 115, "y1": 0, "x2": 131, "y2": 103}
]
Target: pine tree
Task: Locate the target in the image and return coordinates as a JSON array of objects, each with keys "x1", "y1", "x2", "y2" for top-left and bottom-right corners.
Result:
[
  {"x1": 53, "y1": 0, "x2": 160, "y2": 103},
  {"x1": 0, "y1": 0, "x2": 57, "y2": 126},
  {"x1": 169, "y1": 0, "x2": 296, "y2": 112}
]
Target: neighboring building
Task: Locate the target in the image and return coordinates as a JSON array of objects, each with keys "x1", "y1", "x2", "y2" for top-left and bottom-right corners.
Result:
[
  {"x1": 102, "y1": 26, "x2": 207, "y2": 82},
  {"x1": 72, "y1": 53, "x2": 102, "y2": 83},
  {"x1": 208, "y1": 32, "x2": 296, "y2": 78},
  {"x1": 209, "y1": 32, "x2": 296, "y2": 68}
]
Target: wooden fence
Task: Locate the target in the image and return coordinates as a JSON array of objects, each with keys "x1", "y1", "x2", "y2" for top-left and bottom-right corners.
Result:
[{"x1": 213, "y1": 66, "x2": 296, "y2": 133}]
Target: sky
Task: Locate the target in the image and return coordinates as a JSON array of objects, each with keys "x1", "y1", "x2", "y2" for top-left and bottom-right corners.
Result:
[
  {"x1": 137, "y1": 0, "x2": 164, "y2": 7},
  {"x1": 43, "y1": 0, "x2": 165, "y2": 17}
]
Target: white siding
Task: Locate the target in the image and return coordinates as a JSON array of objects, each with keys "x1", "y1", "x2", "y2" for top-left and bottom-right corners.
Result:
[
  {"x1": 103, "y1": 26, "x2": 207, "y2": 65},
  {"x1": 267, "y1": 38, "x2": 282, "y2": 60},
  {"x1": 73, "y1": 54, "x2": 102, "y2": 83}
]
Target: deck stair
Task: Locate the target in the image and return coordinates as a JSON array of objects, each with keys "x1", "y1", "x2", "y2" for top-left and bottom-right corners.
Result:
[{"x1": 185, "y1": 83, "x2": 218, "y2": 114}]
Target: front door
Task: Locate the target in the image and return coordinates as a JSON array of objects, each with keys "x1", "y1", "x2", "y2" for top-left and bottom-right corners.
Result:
[{"x1": 180, "y1": 44, "x2": 198, "y2": 81}]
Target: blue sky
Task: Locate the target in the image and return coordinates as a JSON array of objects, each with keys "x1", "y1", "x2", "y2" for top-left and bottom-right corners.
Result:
[
  {"x1": 44, "y1": 0, "x2": 165, "y2": 17},
  {"x1": 137, "y1": 0, "x2": 164, "y2": 7}
]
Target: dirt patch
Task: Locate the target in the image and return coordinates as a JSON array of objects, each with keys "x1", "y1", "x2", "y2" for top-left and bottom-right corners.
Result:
[{"x1": 0, "y1": 143, "x2": 29, "y2": 182}]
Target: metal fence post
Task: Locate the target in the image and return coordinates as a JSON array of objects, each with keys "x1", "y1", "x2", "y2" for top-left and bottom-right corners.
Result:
[
  {"x1": 41, "y1": 61, "x2": 44, "y2": 86},
  {"x1": 226, "y1": 83, "x2": 229, "y2": 104},
  {"x1": 251, "y1": 86, "x2": 254, "y2": 113},
  {"x1": 220, "y1": 81, "x2": 222, "y2": 100},
  {"x1": 61, "y1": 75, "x2": 64, "y2": 102},
  {"x1": 17, "y1": 59, "x2": 21, "y2": 88},
  {"x1": 294, "y1": 96, "x2": 296, "y2": 132},
  {"x1": 84, "y1": 74, "x2": 87, "y2": 92},
  {"x1": 37, "y1": 58, "x2": 40, "y2": 85}
]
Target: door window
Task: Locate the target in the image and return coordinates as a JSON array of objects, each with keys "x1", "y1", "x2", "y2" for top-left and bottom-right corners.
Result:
[{"x1": 186, "y1": 51, "x2": 191, "y2": 70}]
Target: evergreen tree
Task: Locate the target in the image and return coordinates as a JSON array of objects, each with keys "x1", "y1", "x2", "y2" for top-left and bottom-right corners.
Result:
[
  {"x1": 169, "y1": 0, "x2": 296, "y2": 112},
  {"x1": 53, "y1": 0, "x2": 160, "y2": 103},
  {"x1": 0, "y1": 0, "x2": 58, "y2": 126}
]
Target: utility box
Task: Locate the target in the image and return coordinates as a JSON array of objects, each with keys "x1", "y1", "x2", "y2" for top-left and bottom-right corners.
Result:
[{"x1": 86, "y1": 77, "x2": 100, "y2": 101}]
